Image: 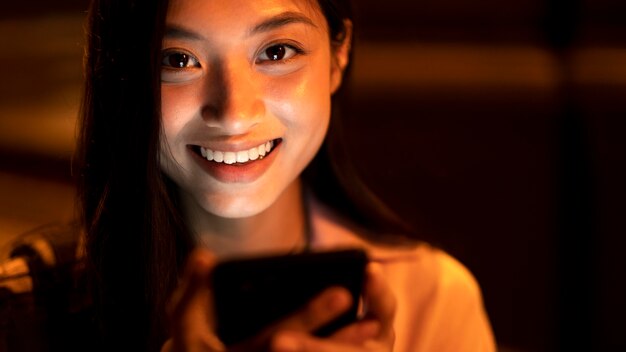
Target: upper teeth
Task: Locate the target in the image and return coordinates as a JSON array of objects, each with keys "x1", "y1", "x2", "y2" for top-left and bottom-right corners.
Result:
[{"x1": 200, "y1": 140, "x2": 275, "y2": 164}]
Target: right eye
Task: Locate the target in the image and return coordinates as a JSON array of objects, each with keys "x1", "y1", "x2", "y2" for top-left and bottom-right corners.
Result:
[
  {"x1": 162, "y1": 51, "x2": 200, "y2": 68},
  {"x1": 161, "y1": 49, "x2": 202, "y2": 83}
]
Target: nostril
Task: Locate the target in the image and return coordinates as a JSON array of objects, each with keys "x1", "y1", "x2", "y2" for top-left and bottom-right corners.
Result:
[{"x1": 201, "y1": 105, "x2": 222, "y2": 119}]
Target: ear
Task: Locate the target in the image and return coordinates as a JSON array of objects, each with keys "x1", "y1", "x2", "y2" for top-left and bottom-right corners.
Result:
[{"x1": 330, "y1": 19, "x2": 353, "y2": 94}]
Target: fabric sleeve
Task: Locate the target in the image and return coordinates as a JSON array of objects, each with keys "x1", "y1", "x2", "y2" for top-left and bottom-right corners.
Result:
[
  {"x1": 420, "y1": 250, "x2": 496, "y2": 352},
  {"x1": 386, "y1": 246, "x2": 496, "y2": 352}
]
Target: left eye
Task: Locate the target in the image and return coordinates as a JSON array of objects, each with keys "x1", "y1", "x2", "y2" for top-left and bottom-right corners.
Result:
[{"x1": 258, "y1": 44, "x2": 298, "y2": 62}]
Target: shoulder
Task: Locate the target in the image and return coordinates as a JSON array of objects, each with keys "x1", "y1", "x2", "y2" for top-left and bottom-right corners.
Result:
[
  {"x1": 309, "y1": 196, "x2": 479, "y2": 296},
  {"x1": 360, "y1": 243, "x2": 484, "y2": 315},
  {"x1": 413, "y1": 245, "x2": 484, "y2": 306},
  {"x1": 309, "y1": 194, "x2": 487, "y2": 309},
  {"x1": 309, "y1": 199, "x2": 496, "y2": 351},
  {"x1": 308, "y1": 195, "x2": 483, "y2": 300},
  {"x1": 376, "y1": 245, "x2": 497, "y2": 352}
]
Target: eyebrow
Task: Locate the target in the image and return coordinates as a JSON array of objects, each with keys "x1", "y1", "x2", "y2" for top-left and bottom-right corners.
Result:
[
  {"x1": 164, "y1": 11, "x2": 317, "y2": 42},
  {"x1": 249, "y1": 11, "x2": 318, "y2": 35},
  {"x1": 164, "y1": 26, "x2": 205, "y2": 41}
]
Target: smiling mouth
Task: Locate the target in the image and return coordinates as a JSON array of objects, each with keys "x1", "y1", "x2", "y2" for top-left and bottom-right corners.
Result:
[{"x1": 192, "y1": 139, "x2": 282, "y2": 165}]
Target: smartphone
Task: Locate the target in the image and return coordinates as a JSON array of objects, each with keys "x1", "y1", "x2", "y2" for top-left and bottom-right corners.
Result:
[{"x1": 211, "y1": 248, "x2": 368, "y2": 345}]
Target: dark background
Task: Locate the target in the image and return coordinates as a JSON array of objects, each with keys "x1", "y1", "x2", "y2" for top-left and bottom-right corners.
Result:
[{"x1": 1, "y1": 1, "x2": 625, "y2": 351}]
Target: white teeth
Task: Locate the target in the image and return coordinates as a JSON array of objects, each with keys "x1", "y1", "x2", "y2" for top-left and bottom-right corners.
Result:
[
  {"x1": 213, "y1": 151, "x2": 224, "y2": 163},
  {"x1": 249, "y1": 146, "x2": 259, "y2": 160},
  {"x1": 199, "y1": 140, "x2": 276, "y2": 164},
  {"x1": 236, "y1": 150, "x2": 249, "y2": 163},
  {"x1": 223, "y1": 152, "x2": 236, "y2": 164}
]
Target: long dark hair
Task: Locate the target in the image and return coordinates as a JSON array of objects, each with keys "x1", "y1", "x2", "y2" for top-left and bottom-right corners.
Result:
[{"x1": 77, "y1": 0, "x2": 413, "y2": 349}]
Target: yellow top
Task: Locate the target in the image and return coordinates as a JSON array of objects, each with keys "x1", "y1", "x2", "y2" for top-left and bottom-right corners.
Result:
[{"x1": 309, "y1": 199, "x2": 497, "y2": 352}]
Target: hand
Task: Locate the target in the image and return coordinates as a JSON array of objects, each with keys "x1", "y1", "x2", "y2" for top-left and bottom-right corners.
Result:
[
  {"x1": 161, "y1": 249, "x2": 396, "y2": 352},
  {"x1": 161, "y1": 248, "x2": 224, "y2": 352},
  {"x1": 160, "y1": 249, "x2": 362, "y2": 352},
  {"x1": 269, "y1": 263, "x2": 396, "y2": 352}
]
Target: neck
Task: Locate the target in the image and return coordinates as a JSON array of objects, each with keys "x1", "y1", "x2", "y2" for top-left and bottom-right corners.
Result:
[{"x1": 183, "y1": 179, "x2": 307, "y2": 259}]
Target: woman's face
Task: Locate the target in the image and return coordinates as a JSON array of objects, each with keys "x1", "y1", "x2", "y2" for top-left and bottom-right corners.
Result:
[{"x1": 160, "y1": 0, "x2": 348, "y2": 218}]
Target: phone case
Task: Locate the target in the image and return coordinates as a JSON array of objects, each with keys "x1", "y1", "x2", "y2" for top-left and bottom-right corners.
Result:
[{"x1": 212, "y1": 248, "x2": 368, "y2": 345}]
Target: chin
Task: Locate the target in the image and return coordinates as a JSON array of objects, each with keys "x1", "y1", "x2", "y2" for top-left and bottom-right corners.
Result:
[{"x1": 198, "y1": 192, "x2": 276, "y2": 219}]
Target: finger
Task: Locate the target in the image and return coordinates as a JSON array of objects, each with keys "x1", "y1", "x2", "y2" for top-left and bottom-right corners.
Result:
[
  {"x1": 329, "y1": 318, "x2": 381, "y2": 345},
  {"x1": 272, "y1": 331, "x2": 384, "y2": 352},
  {"x1": 168, "y1": 248, "x2": 215, "y2": 324},
  {"x1": 363, "y1": 263, "x2": 396, "y2": 339},
  {"x1": 271, "y1": 286, "x2": 353, "y2": 332},
  {"x1": 168, "y1": 248, "x2": 225, "y2": 351}
]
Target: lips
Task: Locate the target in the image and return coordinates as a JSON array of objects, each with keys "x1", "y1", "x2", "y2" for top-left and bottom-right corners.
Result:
[{"x1": 189, "y1": 139, "x2": 282, "y2": 183}]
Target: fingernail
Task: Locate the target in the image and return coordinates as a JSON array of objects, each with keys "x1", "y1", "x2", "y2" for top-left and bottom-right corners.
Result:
[{"x1": 273, "y1": 333, "x2": 302, "y2": 352}]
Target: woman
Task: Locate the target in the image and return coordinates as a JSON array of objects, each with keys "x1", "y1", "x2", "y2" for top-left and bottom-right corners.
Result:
[{"x1": 78, "y1": 0, "x2": 496, "y2": 351}]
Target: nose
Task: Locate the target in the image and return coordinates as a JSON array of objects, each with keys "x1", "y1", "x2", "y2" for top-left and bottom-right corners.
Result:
[{"x1": 201, "y1": 59, "x2": 264, "y2": 135}]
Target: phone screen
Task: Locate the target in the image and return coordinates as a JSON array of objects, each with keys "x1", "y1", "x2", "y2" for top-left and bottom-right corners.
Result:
[{"x1": 212, "y1": 249, "x2": 368, "y2": 345}]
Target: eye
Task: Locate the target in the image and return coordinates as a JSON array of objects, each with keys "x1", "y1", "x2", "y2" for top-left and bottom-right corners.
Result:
[
  {"x1": 257, "y1": 44, "x2": 301, "y2": 63},
  {"x1": 161, "y1": 49, "x2": 202, "y2": 83},
  {"x1": 162, "y1": 51, "x2": 200, "y2": 68}
]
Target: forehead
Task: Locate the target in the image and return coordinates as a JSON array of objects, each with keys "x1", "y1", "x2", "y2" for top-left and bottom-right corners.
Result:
[{"x1": 166, "y1": 0, "x2": 327, "y2": 35}]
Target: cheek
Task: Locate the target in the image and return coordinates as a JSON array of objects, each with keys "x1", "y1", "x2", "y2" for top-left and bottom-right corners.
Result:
[
  {"x1": 161, "y1": 87, "x2": 179, "y2": 139},
  {"x1": 160, "y1": 85, "x2": 197, "y2": 142},
  {"x1": 267, "y1": 61, "x2": 333, "y2": 132},
  {"x1": 159, "y1": 85, "x2": 201, "y2": 181},
  {"x1": 293, "y1": 73, "x2": 332, "y2": 142},
  {"x1": 292, "y1": 80, "x2": 330, "y2": 137}
]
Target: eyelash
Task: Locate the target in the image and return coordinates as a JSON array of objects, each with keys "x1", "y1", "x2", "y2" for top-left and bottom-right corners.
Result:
[
  {"x1": 161, "y1": 43, "x2": 305, "y2": 68},
  {"x1": 160, "y1": 42, "x2": 306, "y2": 83},
  {"x1": 161, "y1": 49, "x2": 201, "y2": 70},
  {"x1": 256, "y1": 43, "x2": 306, "y2": 64}
]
